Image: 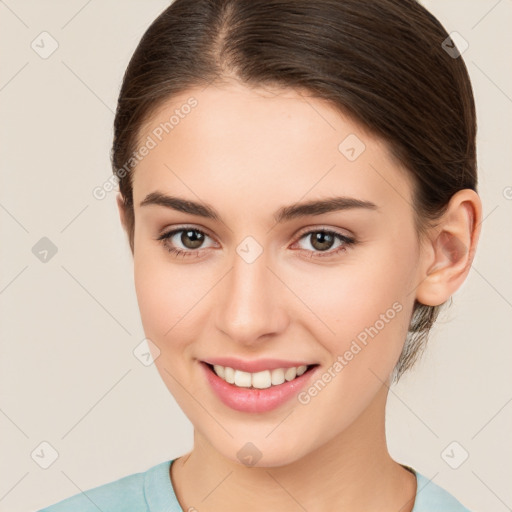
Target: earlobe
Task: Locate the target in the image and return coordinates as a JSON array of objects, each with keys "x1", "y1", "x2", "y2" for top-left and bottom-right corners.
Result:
[{"x1": 415, "y1": 189, "x2": 482, "y2": 307}]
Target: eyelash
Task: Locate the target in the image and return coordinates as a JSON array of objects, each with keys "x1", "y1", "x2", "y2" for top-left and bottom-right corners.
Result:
[{"x1": 156, "y1": 226, "x2": 356, "y2": 260}]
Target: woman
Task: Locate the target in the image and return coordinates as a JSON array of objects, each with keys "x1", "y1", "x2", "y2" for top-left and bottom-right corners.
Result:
[{"x1": 39, "y1": 0, "x2": 481, "y2": 510}]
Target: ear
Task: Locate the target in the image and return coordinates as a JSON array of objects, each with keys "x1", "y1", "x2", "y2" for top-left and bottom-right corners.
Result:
[
  {"x1": 116, "y1": 192, "x2": 129, "y2": 234},
  {"x1": 415, "y1": 189, "x2": 482, "y2": 306}
]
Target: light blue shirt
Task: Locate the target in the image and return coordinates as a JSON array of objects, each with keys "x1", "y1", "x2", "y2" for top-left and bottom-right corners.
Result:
[{"x1": 37, "y1": 459, "x2": 472, "y2": 511}]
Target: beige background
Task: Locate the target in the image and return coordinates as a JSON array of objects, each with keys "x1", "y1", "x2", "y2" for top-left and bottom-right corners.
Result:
[{"x1": 0, "y1": 1, "x2": 511, "y2": 511}]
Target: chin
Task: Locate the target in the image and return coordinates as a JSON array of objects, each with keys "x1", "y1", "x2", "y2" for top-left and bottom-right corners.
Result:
[{"x1": 213, "y1": 433, "x2": 314, "y2": 469}]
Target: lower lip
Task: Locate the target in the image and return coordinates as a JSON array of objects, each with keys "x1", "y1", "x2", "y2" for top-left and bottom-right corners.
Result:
[{"x1": 201, "y1": 362, "x2": 317, "y2": 413}]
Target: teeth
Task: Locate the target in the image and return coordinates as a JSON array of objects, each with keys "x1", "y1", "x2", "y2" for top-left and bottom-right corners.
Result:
[
  {"x1": 271, "y1": 368, "x2": 285, "y2": 386},
  {"x1": 284, "y1": 367, "x2": 297, "y2": 381},
  {"x1": 224, "y1": 366, "x2": 235, "y2": 384},
  {"x1": 211, "y1": 364, "x2": 309, "y2": 389},
  {"x1": 213, "y1": 365, "x2": 225, "y2": 379},
  {"x1": 234, "y1": 369, "x2": 252, "y2": 388},
  {"x1": 296, "y1": 365, "x2": 307, "y2": 376}
]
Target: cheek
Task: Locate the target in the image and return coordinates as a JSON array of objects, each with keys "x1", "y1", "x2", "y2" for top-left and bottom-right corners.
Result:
[
  {"x1": 133, "y1": 246, "x2": 190, "y2": 346},
  {"x1": 133, "y1": 243, "x2": 217, "y2": 363},
  {"x1": 134, "y1": 254, "x2": 167, "y2": 336},
  {"x1": 291, "y1": 238, "x2": 418, "y2": 362},
  {"x1": 133, "y1": 225, "x2": 190, "y2": 332}
]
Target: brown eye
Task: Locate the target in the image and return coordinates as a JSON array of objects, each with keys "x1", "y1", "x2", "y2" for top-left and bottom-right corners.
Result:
[
  {"x1": 180, "y1": 229, "x2": 205, "y2": 249},
  {"x1": 309, "y1": 231, "x2": 336, "y2": 252},
  {"x1": 157, "y1": 227, "x2": 215, "y2": 258},
  {"x1": 293, "y1": 229, "x2": 356, "y2": 259}
]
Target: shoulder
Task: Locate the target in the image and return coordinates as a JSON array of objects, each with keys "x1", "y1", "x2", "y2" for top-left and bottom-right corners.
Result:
[
  {"x1": 412, "y1": 471, "x2": 473, "y2": 512},
  {"x1": 36, "y1": 460, "x2": 173, "y2": 512}
]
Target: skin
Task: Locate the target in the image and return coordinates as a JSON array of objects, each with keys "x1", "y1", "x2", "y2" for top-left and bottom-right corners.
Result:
[{"x1": 117, "y1": 80, "x2": 481, "y2": 512}]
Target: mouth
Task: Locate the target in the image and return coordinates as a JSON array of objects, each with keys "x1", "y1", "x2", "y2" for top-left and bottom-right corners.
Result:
[
  {"x1": 203, "y1": 362, "x2": 318, "y2": 389},
  {"x1": 200, "y1": 360, "x2": 320, "y2": 413}
]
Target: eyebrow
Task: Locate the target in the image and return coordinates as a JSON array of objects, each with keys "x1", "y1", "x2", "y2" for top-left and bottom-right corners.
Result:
[{"x1": 139, "y1": 191, "x2": 378, "y2": 223}]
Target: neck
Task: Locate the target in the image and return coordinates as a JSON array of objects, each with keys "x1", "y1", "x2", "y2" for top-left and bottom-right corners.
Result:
[{"x1": 171, "y1": 384, "x2": 416, "y2": 512}]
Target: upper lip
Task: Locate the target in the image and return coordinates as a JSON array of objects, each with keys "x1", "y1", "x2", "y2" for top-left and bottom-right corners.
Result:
[{"x1": 201, "y1": 357, "x2": 316, "y2": 373}]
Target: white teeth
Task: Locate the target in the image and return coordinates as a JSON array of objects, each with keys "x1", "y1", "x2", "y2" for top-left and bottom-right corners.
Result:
[
  {"x1": 213, "y1": 365, "x2": 225, "y2": 379},
  {"x1": 211, "y1": 364, "x2": 311, "y2": 388},
  {"x1": 252, "y1": 370, "x2": 272, "y2": 389},
  {"x1": 296, "y1": 365, "x2": 307, "y2": 376},
  {"x1": 271, "y1": 368, "x2": 285, "y2": 386},
  {"x1": 234, "y1": 370, "x2": 252, "y2": 388},
  {"x1": 224, "y1": 366, "x2": 235, "y2": 384},
  {"x1": 284, "y1": 367, "x2": 297, "y2": 381}
]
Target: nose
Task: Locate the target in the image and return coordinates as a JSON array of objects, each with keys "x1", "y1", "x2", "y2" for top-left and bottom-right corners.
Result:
[{"x1": 214, "y1": 247, "x2": 289, "y2": 347}]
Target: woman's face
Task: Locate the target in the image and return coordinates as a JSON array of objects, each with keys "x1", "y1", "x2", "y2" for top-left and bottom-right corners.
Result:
[{"x1": 127, "y1": 82, "x2": 424, "y2": 466}]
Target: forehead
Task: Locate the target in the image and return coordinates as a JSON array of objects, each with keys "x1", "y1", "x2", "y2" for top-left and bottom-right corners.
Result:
[{"x1": 131, "y1": 82, "x2": 413, "y2": 218}]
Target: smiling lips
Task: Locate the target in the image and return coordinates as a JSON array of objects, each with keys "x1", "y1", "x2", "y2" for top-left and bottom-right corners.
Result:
[{"x1": 201, "y1": 357, "x2": 318, "y2": 413}]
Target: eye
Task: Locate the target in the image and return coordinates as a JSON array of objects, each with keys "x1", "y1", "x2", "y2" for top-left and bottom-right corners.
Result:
[
  {"x1": 156, "y1": 227, "x2": 216, "y2": 258},
  {"x1": 292, "y1": 228, "x2": 356, "y2": 259},
  {"x1": 156, "y1": 226, "x2": 356, "y2": 260}
]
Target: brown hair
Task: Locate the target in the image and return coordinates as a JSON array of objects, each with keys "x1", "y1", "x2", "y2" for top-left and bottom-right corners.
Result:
[{"x1": 111, "y1": 0, "x2": 477, "y2": 382}]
